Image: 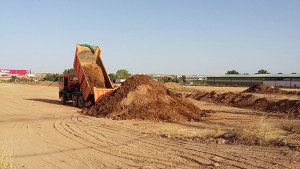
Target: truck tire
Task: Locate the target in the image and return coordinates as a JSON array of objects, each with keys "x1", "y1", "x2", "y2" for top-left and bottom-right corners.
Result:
[
  {"x1": 61, "y1": 95, "x2": 67, "y2": 105},
  {"x1": 78, "y1": 96, "x2": 85, "y2": 109},
  {"x1": 72, "y1": 95, "x2": 78, "y2": 107}
]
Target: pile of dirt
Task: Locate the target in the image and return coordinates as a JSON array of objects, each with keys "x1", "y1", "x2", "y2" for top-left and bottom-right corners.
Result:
[
  {"x1": 164, "y1": 82, "x2": 183, "y2": 89},
  {"x1": 244, "y1": 84, "x2": 300, "y2": 95},
  {"x1": 84, "y1": 75, "x2": 213, "y2": 121},
  {"x1": 82, "y1": 63, "x2": 105, "y2": 88},
  {"x1": 285, "y1": 90, "x2": 300, "y2": 95},
  {"x1": 266, "y1": 99, "x2": 300, "y2": 117},
  {"x1": 188, "y1": 91, "x2": 300, "y2": 118},
  {"x1": 243, "y1": 84, "x2": 282, "y2": 94}
]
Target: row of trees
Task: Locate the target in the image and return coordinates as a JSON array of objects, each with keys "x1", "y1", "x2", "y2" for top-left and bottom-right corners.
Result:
[
  {"x1": 42, "y1": 67, "x2": 272, "y2": 82},
  {"x1": 226, "y1": 69, "x2": 270, "y2": 75},
  {"x1": 42, "y1": 68, "x2": 75, "y2": 81},
  {"x1": 43, "y1": 68, "x2": 131, "y2": 82},
  {"x1": 155, "y1": 75, "x2": 205, "y2": 85}
]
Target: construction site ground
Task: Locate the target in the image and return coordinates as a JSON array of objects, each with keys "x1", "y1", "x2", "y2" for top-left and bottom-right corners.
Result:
[{"x1": 0, "y1": 83, "x2": 299, "y2": 169}]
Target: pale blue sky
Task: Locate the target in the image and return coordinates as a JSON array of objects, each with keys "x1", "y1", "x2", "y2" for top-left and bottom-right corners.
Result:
[{"x1": 0, "y1": 0, "x2": 299, "y2": 75}]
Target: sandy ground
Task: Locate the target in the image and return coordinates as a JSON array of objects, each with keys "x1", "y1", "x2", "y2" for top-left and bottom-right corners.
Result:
[{"x1": 0, "y1": 83, "x2": 299, "y2": 169}]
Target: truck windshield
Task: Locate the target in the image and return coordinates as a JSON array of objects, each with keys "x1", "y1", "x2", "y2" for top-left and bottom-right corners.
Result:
[{"x1": 70, "y1": 77, "x2": 78, "y2": 81}]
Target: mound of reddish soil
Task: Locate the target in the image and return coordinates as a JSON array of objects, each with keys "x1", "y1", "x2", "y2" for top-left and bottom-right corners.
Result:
[
  {"x1": 84, "y1": 75, "x2": 212, "y2": 121},
  {"x1": 266, "y1": 99, "x2": 300, "y2": 117},
  {"x1": 188, "y1": 91, "x2": 300, "y2": 118},
  {"x1": 82, "y1": 63, "x2": 105, "y2": 88},
  {"x1": 243, "y1": 84, "x2": 282, "y2": 94},
  {"x1": 244, "y1": 84, "x2": 300, "y2": 96}
]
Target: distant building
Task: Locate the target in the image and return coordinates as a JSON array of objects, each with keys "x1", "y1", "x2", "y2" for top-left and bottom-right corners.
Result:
[
  {"x1": 0, "y1": 69, "x2": 29, "y2": 76},
  {"x1": 115, "y1": 79, "x2": 126, "y2": 84},
  {"x1": 207, "y1": 73, "x2": 300, "y2": 88}
]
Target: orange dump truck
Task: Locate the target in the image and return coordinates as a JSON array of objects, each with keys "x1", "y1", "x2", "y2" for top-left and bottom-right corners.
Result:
[{"x1": 59, "y1": 44, "x2": 114, "y2": 108}]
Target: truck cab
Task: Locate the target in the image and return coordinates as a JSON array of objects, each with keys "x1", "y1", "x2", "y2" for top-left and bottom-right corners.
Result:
[
  {"x1": 59, "y1": 74, "x2": 79, "y2": 91},
  {"x1": 58, "y1": 74, "x2": 85, "y2": 108}
]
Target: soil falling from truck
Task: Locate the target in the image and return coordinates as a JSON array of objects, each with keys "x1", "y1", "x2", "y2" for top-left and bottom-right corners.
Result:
[
  {"x1": 83, "y1": 75, "x2": 212, "y2": 121},
  {"x1": 82, "y1": 63, "x2": 106, "y2": 88}
]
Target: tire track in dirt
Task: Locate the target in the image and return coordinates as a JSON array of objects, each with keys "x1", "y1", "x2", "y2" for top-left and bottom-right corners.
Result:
[
  {"x1": 52, "y1": 119, "x2": 117, "y2": 167},
  {"x1": 85, "y1": 114, "x2": 295, "y2": 168},
  {"x1": 53, "y1": 116, "x2": 181, "y2": 168},
  {"x1": 18, "y1": 123, "x2": 67, "y2": 168},
  {"x1": 76, "y1": 115, "x2": 277, "y2": 168},
  {"x1": 1, "y1": 83, "x2": 298, "y2": 169},
  {"x1": 54, "y1": 113, "x2": 211, "y2": 167},
  {"x1": 81, "y1": 119, "x2": 253, "y2": 168},
  {"x1": 53, "y1": 112, "x2": 289, "y2": 169},
  {"x1": 70, "y1": 114, "x2": 212, "y2": 167},
  {"x1": 68, "y1": 128, "x2": 198, "y2": 168}
]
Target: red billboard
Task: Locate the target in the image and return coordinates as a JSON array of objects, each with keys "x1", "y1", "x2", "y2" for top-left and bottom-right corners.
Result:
[{"x1": 0, "y1": 69, "x2": 29, "y2": 76}]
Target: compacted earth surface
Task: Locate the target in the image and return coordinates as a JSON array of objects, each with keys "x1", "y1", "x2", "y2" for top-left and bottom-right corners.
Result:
[{"x1": 0, "y1": 82, "x2": 299, "y2": 169}]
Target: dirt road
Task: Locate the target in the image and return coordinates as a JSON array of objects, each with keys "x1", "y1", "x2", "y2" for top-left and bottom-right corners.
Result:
[{"x1": 0, "y1": 83, "x2": 299, "y2": 169}]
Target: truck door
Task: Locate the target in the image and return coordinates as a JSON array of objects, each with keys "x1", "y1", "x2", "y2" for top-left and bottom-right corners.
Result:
[{"x1": 64, "y1": 77, "x2": 68, "y2": 88}]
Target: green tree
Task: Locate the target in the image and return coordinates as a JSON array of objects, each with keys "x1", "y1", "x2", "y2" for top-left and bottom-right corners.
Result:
[
  {"x1": 257, "y1": 69, "x2": 270, "y2": 74},
  {"x1": 43, "y1": 73, "x2": 59, "y2": 82},
  {"x1": 116, "y1": 69, "x2": 130, "y2": 79},
  {"x1": 63, "y1": 68, "x2": 75, "y2": 74},
  {"x1": 226, "y1": 70, "x2": 239, "y2": 74},
  {"x1": 108, "y1": 73, "x2": 117, "y2": 82},
  {"x1": 163, "y1": 76, "x2": 176, "y2": 83},
  {"x1": 181, "y1": 75, "x2": 187, "y2": 83}
]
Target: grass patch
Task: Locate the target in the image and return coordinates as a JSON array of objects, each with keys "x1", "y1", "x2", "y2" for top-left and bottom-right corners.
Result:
[
  {"x1": 281, "y1": 120, "x2": 300, "y2": 134},
  {"x1": 204, "y1": 127, "x2": 222, "y2": 139},
  {"x1": 275, "y1": 120, "x2": 300, "y2": 149},
  {"x1": 233, "y1": 116, "x2": 278, "y2": 145},
  {"x1": 176, "y1": 127, "x2": 222, "y2": 139},
  {"x1": 232, "y1": 117, "x2": 300, "y2": 150}
]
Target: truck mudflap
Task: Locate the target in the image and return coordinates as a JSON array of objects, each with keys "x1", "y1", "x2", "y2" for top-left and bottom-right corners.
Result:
[{"x1": 93, "y1": 87, "x2": 114, "y2": 103}]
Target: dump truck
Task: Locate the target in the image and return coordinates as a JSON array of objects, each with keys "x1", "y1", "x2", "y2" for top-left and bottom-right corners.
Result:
[{"x1": 59, "y1": 44, "x2": 114, "y2": 108}]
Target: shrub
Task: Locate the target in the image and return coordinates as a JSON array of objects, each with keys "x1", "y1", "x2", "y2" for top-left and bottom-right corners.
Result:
[
  {"x1": 43, "y1": 73, "x2": 59, "y2": 82},
  {"x1": 233, "y1": 116, "x2": 277, "y2": 145}
]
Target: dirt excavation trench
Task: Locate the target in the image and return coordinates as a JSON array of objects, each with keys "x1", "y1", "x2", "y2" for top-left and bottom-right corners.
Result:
[{"x1": 187, "y1": 90, "x2": 300, "y2": 118}]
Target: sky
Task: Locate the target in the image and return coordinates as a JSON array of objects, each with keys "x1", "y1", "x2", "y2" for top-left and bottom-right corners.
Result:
[{"x1": 0, "y1": 0, "x2": 299, "y2": 75}]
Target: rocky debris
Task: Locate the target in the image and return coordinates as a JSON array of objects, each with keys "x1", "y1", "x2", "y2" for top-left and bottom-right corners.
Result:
[
  {"x1": 216, "y1": 138, "x2": 226, "y2": 144},
  {"x1": 213, "y1": 162, "x2": 220, "y2": 167},
  {"x1": 223, "y1": 133, "x2": 236, "y2": 138}
]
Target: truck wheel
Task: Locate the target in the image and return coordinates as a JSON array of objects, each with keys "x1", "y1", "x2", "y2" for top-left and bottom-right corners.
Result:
[
  {"x1": 61, "y1": 95, "x2": 67, "y2": 105},
  {"x1": 72, "y1": 95, "x2": 78, "y2": 107},
  {"x1": 78, "y1": 96, "x2": 85, "y2": 109}
]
